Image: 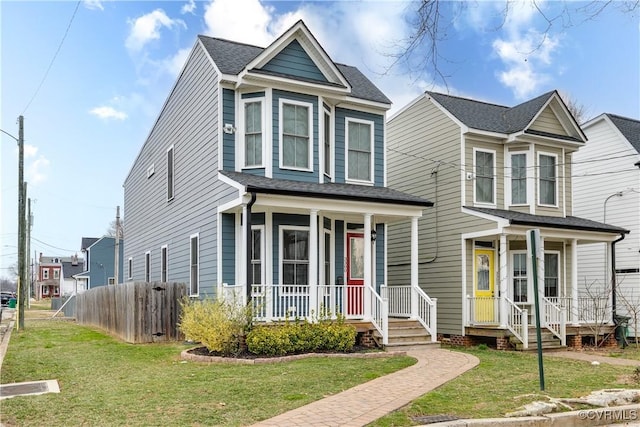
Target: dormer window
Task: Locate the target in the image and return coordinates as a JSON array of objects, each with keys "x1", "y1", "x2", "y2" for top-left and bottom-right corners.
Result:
[
  {"x1": 474, "y1": 148, "x2": 496, "y2": 205},
  {"x1": 538, "y1": 153, "x2": 557, "y2": 206},
  {"x1": 280, "y1": 99, "x2": 312, "y2": 171}
]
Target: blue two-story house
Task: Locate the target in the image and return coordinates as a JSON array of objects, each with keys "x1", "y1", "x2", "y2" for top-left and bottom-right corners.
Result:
[
  {"x1": 123, "y1": 20, "x2": 435, "y2": 346},
  {"x1": 75, "y1": 236, "x2": 124, "y2": 288}
]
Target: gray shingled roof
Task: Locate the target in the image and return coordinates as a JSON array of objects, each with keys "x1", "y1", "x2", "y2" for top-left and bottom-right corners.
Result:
[
  {"x1": 607, "y1": 114, "x2": 640, "y2": 153},
  {"x1": 62, "y1": 261, "x2": 84, "y2": 279},
  {"x1": 220, "y1": 170, "x2": 432, "y2": 207},
  {"x1": 428, "y1": 91, "x2": 565, "y2": 135},
  {"x1": 466, "y1": 206, "x2": 629, "y2": 234},
  {"x1": 81, "y1": 237, "x2": 98, "y2": 251},
  {"x1": 197, "y1": 35, "x2": 390, "y2": 104}
]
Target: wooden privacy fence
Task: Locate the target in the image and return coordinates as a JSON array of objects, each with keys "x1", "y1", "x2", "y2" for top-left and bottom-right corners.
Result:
[{"x1": 76, "y1": 282, "x2": 187, "y2": 343}]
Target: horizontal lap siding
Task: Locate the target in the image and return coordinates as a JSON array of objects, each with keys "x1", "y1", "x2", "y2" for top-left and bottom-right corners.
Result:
[
  {"x1": 261, "y1": 40, "x2": 327, "y2": 82},
  {"x1": 387, "y1": 97, "x2": 495, "y2": 335},
  {"x1": 124, "y1": 44, "x2": 235, "y2": 298},
  {"x1": 529, "y1": 107, "x2": 568, "y2": 136}
]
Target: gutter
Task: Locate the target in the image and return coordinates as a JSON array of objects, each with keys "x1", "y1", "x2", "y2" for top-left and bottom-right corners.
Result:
[{"x1": 246, "y1": 192, "x2": 257, "y2": 302}]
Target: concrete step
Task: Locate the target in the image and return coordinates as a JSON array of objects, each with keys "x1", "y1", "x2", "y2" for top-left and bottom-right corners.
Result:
[{"x1": 373, "y1": 319, "x2": 439, "y2": 349}]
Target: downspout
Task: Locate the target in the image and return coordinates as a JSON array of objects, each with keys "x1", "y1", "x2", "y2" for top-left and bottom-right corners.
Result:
[
  {"x1": 611, "y1": 233, "x2": 626, "y2": 321},
  {"x1": 246, "y1": 192, "x2": 257, "y2": 303}
]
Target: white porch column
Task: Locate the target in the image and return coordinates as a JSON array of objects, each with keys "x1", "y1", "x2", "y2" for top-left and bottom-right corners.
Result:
[
  {"x1": 364, "y1": 213, "x2": 373, "y2": 320},
  {"x1": 499, "y1": 234, "x2": 508, "y2": 328},
  {"x1": 538, "y1": 236, "x2": 546, "y2": 327},
  {"x1": 571, "y1": 238, "x2": 579, "y2": 325},
  {"x1": 309, "y1": 209, "x2": 319, "y2": 319},
  {"x1": 411, "y1": 216, "x2": 419, "y2": 319}
]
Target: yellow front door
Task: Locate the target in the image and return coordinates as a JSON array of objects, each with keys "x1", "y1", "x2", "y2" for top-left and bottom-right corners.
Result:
[{"x1": 474, "y1": 249, "x2": 496, "y2": 323}]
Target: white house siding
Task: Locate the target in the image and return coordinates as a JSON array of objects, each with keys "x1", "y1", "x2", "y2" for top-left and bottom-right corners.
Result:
[
  {"x1": 387, "y1": 96, "x2": 495, "y2": 335},
  {"x1": 574, "y1": 117, "x2": 640, "y2": 332},
  {"x1": 123, "y1": 42, "x2": 236, "y2": 297}
]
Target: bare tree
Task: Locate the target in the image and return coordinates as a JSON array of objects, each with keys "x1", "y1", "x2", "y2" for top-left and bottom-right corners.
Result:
[
  {"x1": 578, "y1": 278, "x2": 615, "y2": 348},
  {"x1": 615, "y1": 277, "x2": 638, "y2": 348},
  {"x1": 106, "y1": 219, "x2": 124, "y2": 239},
  {"x1": 559, "y1": 92, "x2": 590, "y2": 124},
  {"x1": 388, "y1": 0, "x2": 639, "y2": 88}
]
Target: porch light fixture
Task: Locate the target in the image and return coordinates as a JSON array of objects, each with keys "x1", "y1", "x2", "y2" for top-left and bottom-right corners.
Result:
[
  {"x1": 371, "y1": 230, "x2": 377, "y2": 242},
  {"x1": 223, "y1": 123, "x2": 236, "y2": 134}
]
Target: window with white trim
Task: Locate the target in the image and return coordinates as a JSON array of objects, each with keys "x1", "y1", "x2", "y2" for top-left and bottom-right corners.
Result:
[
  {"x1": 539, "y1": 153, "x2": 557, "y2": 206},
  {"x1": 512, "y1": 252, "x2": 528, "y2": 303},
  {"x1": 243, "y1": 99, "x2": 263, "y2": 167},
  {"x1": 281, "y1": 227, "x2": 309, "y2": 294},
  {"x1": 544, "y1": 252, "x2": 559, "y2": 298},
  {"x1": 474, "y1": 149, "x2": 495, "y2": 204},
  {"x1": 510, "y1": 153, "x2": 527, "y2": 205},
  {"x1": 128, "y1": 257, "x2": 133, "y2": 280},
  {"x1": 43, "y1": 269, "x2": 49, "y2": 280},
  {"x1": 323, "y1": 109, "x2": 332, "y2": 178},
  {"x1": 53, "y1": 269, "x2": 60, "y2": 279},
  {"x1": 280, "y1": 100, "x2": 312, "y2": 170},
  {"x1": 145, "y1": 251, "x2": 151, "y2": 282},
  {"x1": 346, "y1": 119, "x2": 373, "y2": 183},
  {"x1": 161, "y1": 245, "x2": 168, "y2": 283},
  {"x1": 190, "y1": 234, "x2": 199, "y2": 296},
  {"x1": 167, "y1": 145, "x2": 175, "y2": 201}
]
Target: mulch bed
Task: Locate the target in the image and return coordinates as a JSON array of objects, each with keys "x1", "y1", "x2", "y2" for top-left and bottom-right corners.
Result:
[{"x1": 181, "y1": 346, "x2": 405, "y2": 364}]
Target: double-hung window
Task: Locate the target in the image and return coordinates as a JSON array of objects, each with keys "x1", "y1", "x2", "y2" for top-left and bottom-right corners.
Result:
[
  {"x1": 511, "y1": 153, "x2": 527, "y2": 205},
  {"x1": 539, "y1": 153, "x2": 557, "y2": 206},
  {"x1": 244, "y1": 100, "x2": 263, "y2": 167},
  {"x1": 474, "y1": 149, "x2": 495, "y2": 204},
  {"x1": 544, "y1": 252, "x2": 559, "y2": 298},
  {"x1": 190, "y1": 234, "x2": 199, "y2": 296},
  {"x1": 43, "y1": 269, "x2": 49, "y2": 280},
  {"x1": 280, "y1": 100, "x2": 312, "y2": 170},
  {"x1": 323, "y1": 108, "x2": 332, "y2": 178},
  {"x1": 53, "y1": 269, "x2": 60, "y2": 279},
  {"x1": 167, "y1": 145, "x2": 175, "y2": 201},
  {"x1": 281, "y1": 227, "x2": 309, "y2": 294},
  {"x1": 346, "y1": 119, "x2": 373, "y2": 183},
  {"x1": 512, "y1": 252, "x2": 528, "y2": 302}
]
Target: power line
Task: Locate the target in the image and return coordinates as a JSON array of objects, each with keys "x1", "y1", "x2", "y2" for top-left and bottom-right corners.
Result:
[
  {"x1": 31, "y1": 237, "x2": 77, "y2": 253},
  {"x1": 22, "y1": 1, "x2": 82, "y2": 114}
]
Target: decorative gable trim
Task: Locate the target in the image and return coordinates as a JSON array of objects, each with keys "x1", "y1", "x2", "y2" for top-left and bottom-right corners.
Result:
[{"x1": 238, "y1": 20, "x2": 351, "y2": 92}]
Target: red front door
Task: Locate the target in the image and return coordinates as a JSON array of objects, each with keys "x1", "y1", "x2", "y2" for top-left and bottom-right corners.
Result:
[{"x1": 346, "y1": 233, "x2": 364, "y2": 316}]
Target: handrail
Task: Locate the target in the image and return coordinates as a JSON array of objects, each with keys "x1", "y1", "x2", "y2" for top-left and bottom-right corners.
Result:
[
  {"x1": 413, "y1": 285, "x2": 438, "y2": 342},
  {"x1": 504, "y1": 297, "x2": 528, "y2": 349},
  {"x1": 366, "y1": 284, "x2": 387, "y2": 345},
  {"x1": 542, "y1": 296, "x2": 566, "y2": 346}
]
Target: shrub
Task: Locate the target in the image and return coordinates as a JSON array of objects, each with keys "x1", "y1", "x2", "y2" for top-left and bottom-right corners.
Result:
[
  {"x1": 178, "y1": 297, "x2": 253, "y2": 356},
  {"x1": 246, "y1": 319, "x2": 356, "y2": 356}
]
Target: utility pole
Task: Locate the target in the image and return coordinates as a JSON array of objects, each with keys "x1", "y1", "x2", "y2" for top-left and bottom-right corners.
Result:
[
  {"x1": 114, "y1": 206, "x2": 120, "y2": 285},
  {"x1": 17, "y1": 115, "x2": 26, "y2": 330}
]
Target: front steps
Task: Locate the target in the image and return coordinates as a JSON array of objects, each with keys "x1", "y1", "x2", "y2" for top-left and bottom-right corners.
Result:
[
  {"x1": 510, "y1": 327, "x2": 566, "y2": 351},
  {"x1": 373, "y1": 318, "x2": 439, "y2": 350}
]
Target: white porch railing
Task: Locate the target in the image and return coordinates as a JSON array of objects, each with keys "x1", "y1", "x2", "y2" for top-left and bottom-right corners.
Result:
[
  {"x1": 542, "y1": 296, "x2": 566, "y2": 346},
  {"x1": 383, "y1": 285, "x2": 438, "y2": 342},
  {"x1": 551, "y1": 297, "x2": 612, "y2": 324},
  {"x1": 466, "y1": 296, "x2": 500, "y2": 325},
  {"x1": 505, "y1": 297, "x2": 528, "y2": 349},
  {"x1": 367, "y1": 285, "x2": 388, "y2": 345}
]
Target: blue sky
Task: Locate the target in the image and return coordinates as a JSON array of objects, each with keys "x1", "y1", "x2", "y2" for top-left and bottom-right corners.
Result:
[{"x1": 1, "y1": 0, "x2": 638, "y2": 277}]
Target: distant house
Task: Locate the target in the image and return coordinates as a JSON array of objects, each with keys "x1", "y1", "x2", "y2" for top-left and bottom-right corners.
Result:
[
  {"x1": 61, "y1": 255, "x2": 85, "y2": 296},
  {"x1": 75, "y1": 236, "x2": 124, "y2": 288},
  {"x1": 387, "y1": 91, "x2": 629, "y2": 350},
  {"x1": 123, "y1": 20, "x2": 436, "y2": 347},
  {"x1": 573, "y1": 114, "x2": 640, "y2": 333},
  {"x1": 37, "y1": 255, "x2": 63, "y2": 298}
]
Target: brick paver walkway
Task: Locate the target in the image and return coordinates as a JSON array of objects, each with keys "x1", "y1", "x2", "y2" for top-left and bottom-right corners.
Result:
[{"x1": 250, "y1": 348, "x2": 480, "y2": 427}]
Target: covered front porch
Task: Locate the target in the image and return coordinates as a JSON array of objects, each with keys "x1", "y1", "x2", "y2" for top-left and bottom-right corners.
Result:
[
  {"x1": 217, "y1": 171, "x2": 437, "y2": 346},
  {"x1": 461, "y1": 211, "x2": 627, "y2": 350}
]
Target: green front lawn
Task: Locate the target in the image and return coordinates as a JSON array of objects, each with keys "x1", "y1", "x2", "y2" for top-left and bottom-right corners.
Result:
[
  {"x1": 371, "y1": 346, "x2": 635, "y2": 426},
  {"x1": 1, "y1": 320, "x2": 414, "y2": 426}
]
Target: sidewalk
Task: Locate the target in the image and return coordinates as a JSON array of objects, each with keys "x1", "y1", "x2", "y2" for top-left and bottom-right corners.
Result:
[{"x1": 250, "y1": 348, "x2": 480, "y2": 427}]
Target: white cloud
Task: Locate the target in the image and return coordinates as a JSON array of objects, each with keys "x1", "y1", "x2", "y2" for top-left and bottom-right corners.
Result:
[
  {"x1": 83, "y1": 0, "x2": 104, "y2": 11},
  {"x1": 24, "y1": 144, "x2": 38, "y2": 158},
  {"x1": 162, "y1": 47, "x2": 192, "y2": 76},
  {"x1": 89, "y1": 106, "x2": 128, "y2": 120},
  {"x1": 203, "y1": 0, "x2": 276, "y2": 46},
  {"x1": 181, "y1": 0, "x2": 196, "y2": 15},
  {"x1": 125, "y1": 9, "x2": 186, "y2": 53},
  {"x1": 26, "y1": 156, "x2": 50, "y2": 186}
]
